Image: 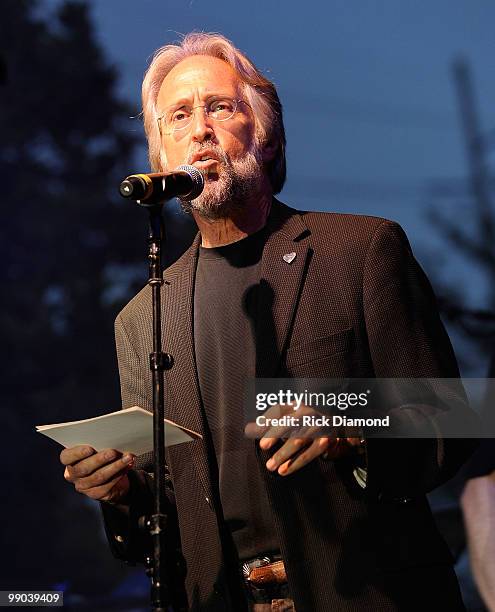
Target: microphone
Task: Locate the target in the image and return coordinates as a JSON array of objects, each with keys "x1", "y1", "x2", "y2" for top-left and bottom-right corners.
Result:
[{"x1": 119, "y1": 164, "x2": 204, "y2": 205}]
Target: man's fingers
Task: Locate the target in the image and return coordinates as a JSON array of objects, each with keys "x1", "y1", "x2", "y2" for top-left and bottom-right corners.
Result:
[
  {"x1": 64, "y1": 449, "x2": 129, "y2": 481},
  {"x1": 74, "y1": 455, "x2": 135, "y2": 492},
  {"x1": 265, "y1": 437, "x2": 311, "y2": 472},
  {"x1": 245, "y1": 402, "x2": 308, "y2": 440},
  {"x1": 246, "y1": 403, "x2": 337, "y2": 442},
  {"x1": 65, "y1": 450, "x2": 134, "y2": 484},
  {"x1": 278, "y1": 438, "x2": 332, "y2": 476},
  {"x1": 60, "y1": 445, "x2": 95, "y2": 466},
  {"x1": 259, "y1": 437, "x2": 277, "y2": 450},
  {"x1": 80, "y1": 470, "x2": 131, "y2": 502},
  {"x1": 244, "y1": 422, "x2": 269, "y2": 438}
]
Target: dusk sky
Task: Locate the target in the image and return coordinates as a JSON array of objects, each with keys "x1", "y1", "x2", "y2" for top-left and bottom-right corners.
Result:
[{"x1": 43, "y1": 0, "x2": 495, "y2": 344}]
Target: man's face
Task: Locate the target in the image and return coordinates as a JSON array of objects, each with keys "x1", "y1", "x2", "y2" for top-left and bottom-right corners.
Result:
[{"x1": 156, "y1": 55, "x2": 265, "y2": 218}]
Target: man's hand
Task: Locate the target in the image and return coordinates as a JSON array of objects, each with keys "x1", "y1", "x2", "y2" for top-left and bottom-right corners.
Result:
[
  {"x1": 261, "y1": 435, "x2": 335, "y2": 475},
  {"x1": 259, "y1": 435, "x2": 363, "y2": 476},
  {"x1": 60, "y1": 445, "x2": 135, "y2": 504},
  {"x1": 245, "y1": 403, "x2": 363, "y2": 477}
]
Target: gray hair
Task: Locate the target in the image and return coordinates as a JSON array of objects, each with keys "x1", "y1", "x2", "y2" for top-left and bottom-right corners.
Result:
[{"x1": 141, "y1": 32, "x2": 286, "y2": 194}]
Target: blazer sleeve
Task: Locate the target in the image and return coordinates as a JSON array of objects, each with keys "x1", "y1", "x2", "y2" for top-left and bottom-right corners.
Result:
[
  {"x1": 361, "y1": 220, "x2": 478, "y2": 499},
  {"x1": 100, "y1": 313, "x2": 181, "y2": 567}
]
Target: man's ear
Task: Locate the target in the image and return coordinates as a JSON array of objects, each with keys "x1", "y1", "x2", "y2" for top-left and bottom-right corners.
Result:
[{"x1": 261, "y1": 139, "x2": 278, "y2": 163}]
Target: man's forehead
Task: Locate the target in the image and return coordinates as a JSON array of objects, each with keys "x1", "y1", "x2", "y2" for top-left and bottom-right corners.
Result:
[{"x1": 157, "y1": 55, "x2": 242, "y2": 107}]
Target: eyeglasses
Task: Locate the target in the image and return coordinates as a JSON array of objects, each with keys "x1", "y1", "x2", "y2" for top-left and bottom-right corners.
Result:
[{"x1": 157, "y1": 97, "x2": 250, "y2": 135}]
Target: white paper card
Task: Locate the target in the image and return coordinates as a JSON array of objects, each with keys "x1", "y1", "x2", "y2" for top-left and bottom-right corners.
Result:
[{"x1": 36, "y1": 406, "x2": 201, "y2": 455}]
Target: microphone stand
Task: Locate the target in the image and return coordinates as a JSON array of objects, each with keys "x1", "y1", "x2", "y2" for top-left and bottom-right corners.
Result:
[
  {"x1": 141, "y1": 203, "x2": 174, "y2": 612},
  {"x1": 119, "y1": 166, "x2": 202, "y2": 611}
]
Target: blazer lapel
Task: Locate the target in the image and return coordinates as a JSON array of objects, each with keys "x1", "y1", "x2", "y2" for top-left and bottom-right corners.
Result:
[{"x1": 256, "y1": 201, "x2": 312, "y2": 378}]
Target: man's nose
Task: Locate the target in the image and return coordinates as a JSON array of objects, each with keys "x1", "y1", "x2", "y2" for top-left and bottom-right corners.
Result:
[{"x1": 191, "y1": 107, "x2": 214, "y2": 142}]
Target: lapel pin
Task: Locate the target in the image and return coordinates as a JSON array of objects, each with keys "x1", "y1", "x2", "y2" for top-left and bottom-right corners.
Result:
[{"x1": 283, "y1": 252, "x2": 297, "y2": 264}]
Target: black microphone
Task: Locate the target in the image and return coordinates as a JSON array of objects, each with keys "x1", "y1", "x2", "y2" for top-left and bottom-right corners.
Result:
[{"x1": 119, "y1": 164, "x2": 204, "y2": 205}]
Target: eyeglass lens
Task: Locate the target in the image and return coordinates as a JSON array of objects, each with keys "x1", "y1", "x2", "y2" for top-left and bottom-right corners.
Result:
[{"x1": 163, "y1": 98, "x2": 238, "y2": 132}]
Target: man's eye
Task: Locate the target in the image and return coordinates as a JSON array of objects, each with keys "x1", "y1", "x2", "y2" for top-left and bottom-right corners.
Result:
[
  {"x1": 210, "y1": 100, "x2": 234, "y2": 116},
  {"x1": 172, "y1": 109, "x2": 190, "y2": 122}
]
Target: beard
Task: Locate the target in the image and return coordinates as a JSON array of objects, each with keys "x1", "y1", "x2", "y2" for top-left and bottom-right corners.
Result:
[{"x1": 177, "y1": 142, "x2": 265, "y2": 220}]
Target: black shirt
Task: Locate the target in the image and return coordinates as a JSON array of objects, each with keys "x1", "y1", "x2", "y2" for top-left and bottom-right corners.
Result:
[{"x1": 193, "y1": 229, "x2": 279, "y2": 561}]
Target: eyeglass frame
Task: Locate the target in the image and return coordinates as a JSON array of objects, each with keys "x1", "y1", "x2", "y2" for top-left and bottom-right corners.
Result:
[{"x1": 157, "y1": 97, "x2": 252, "y2": 136}]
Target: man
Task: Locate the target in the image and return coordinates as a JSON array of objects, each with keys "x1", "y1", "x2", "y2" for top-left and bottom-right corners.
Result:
[{"x1": 61, "y1": 33, "x2": 476, "y2": 611}]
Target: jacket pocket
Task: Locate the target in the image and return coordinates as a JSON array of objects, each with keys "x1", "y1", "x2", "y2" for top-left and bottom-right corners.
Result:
[
  {"x1": 284, "y1": 328, "x2": 356, "y2": 378},
  {"x1": 285, "y1": 327, "x2": 354, "y2": 368}
]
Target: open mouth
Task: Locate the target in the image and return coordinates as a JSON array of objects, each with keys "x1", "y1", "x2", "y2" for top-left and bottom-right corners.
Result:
[
  {"x1": 193, "y1": 158, "x2": 219, "y2": 167},
  {"x1": 190, "y1": 151, "x2": 221, "y2": 167}
]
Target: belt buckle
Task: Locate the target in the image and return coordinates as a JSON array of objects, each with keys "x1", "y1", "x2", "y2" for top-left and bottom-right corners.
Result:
[{"x1": 242, "y1": 556, "x2": 271, "y2": 581}]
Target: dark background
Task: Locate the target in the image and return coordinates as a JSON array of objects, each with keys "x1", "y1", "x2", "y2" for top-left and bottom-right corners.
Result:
[{"x1": 1, "y1": 1, "x2": 494, "y2": 609}]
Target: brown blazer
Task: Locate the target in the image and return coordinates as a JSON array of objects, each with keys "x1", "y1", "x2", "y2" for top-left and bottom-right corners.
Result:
[{"x1": 103, "y1": 200, "x2": 475, "y2": 611}]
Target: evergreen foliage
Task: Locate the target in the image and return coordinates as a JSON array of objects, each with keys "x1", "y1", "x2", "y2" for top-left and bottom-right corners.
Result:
[{"x1": 0, "y1": 0, "x2": 194, "y2": 602}]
